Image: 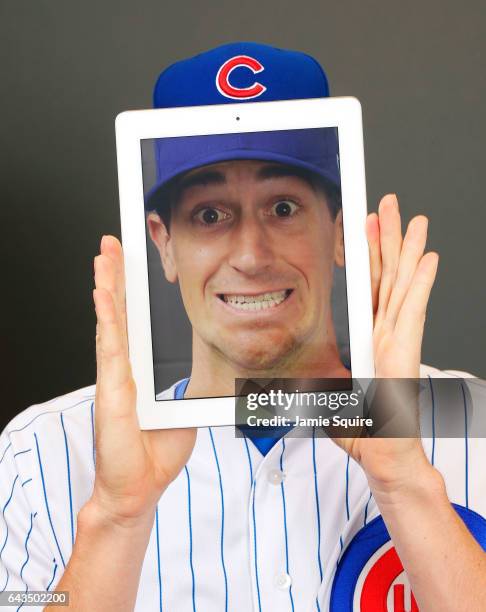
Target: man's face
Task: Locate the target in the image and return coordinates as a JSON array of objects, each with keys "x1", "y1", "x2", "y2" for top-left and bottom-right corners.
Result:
[{"x1": 148, "y1": 160, "x2": 344, "y2": 372}]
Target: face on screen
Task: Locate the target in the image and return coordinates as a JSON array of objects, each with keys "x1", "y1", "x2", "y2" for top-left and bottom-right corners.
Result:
[{"x1": 147, "y1": 159, "x2": 344, "y2": 374}]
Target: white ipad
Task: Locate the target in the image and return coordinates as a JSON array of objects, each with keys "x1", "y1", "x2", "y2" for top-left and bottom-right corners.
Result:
[{"x1": 115, "y1": 97, "x2": 374, "y2": 429}]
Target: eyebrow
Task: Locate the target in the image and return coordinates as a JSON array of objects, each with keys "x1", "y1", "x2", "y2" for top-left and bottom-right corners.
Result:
[
  {"x1": 176, "y1": 163, "x2": 313, "y2": 197},
  {"x1": 255, "y1": 164, "x2": 313, "y2": 183},
  {"x1": 176, "y1": 170, "x2": 226, "y2": 195}
]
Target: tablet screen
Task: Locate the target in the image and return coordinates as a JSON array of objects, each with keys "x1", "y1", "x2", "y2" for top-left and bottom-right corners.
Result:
[{"x1": 140, "y1": 127, "x2": 351, "y2": 400}]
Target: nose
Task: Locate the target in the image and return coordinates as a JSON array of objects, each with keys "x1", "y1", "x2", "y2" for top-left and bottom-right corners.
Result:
[{"x1": 227, "y1": 215, "x2": 275, "y2": 276}]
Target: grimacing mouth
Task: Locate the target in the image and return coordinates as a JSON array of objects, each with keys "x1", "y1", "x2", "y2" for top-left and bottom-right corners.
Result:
[{"x1": 217, "y1": 289, "x2": 293, "y2": 311}]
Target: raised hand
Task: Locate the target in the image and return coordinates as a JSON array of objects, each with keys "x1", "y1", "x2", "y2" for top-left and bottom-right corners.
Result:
[
  {"x1": 333, "y1": 194, "x2": 439, "y2": 488},
  {"x1": 367, "y1": 194, "x2": 439, "y2": 379},
  {"x1": 90, "y1": 235, "x2": 196, "y2": 525}
]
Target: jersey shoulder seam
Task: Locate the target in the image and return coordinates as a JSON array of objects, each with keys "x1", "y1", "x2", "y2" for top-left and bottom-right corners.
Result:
[{"x1": 3, "y1": 384, "x2": 96, "y2": 437}]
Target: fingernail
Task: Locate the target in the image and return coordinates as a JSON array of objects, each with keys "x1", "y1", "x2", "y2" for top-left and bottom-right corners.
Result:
[
  {"x1": 379, "y1": 195, "x2": 397, "y2": 212},
  {"x1": 100, "y1": 235, "x2": 107, "y2": 251}
]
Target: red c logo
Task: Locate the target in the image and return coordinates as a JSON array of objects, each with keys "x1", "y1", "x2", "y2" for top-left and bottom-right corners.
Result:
[{"x1": 216, "y1": 55, "x2": 267, "y2": 99}]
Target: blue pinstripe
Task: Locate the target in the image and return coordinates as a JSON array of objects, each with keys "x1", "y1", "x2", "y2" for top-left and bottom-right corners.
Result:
[
  {"x1": 46, "y1": 559, "x2": 57, "y2": 591},
  {"x1": 337, "y1": 535, "x2": 344, "y2": 569},
  {"x1": 338, "y1": 455, "x2": 351, "y2": 567},
  {"x1": 461, "y1": 382, "x2": 469, "y2": 508},
  {"x1": 345, "y1": 456, "x2": 350, "y2": 521},
  {"x1": 18, "y1": 511, "x2": 37, "y2": 610},
  {"x1": 243, "y1": 428, "x2": 261, "y2": 609},
  {"x1": 311, "y1": 430, "x2": 323, "y2": 612},
  {"x1": 363, "y1": 491, "x2": 372, "y2": 526},
  {"x1": 0, "y1": 475, "x2": 19, "y2": 591},
  {"x1": 185, "y1": 466, "x2": 196, "y2": 612},
  {"x1": 0, "y1": 444, "x2": 12, "y2": 466},
  {"x1": 208, "y1": 428, "x2": 228, "y2": 612},
  {"x1": 242, "y1": 436, "x2": 254, "y2": 486},
  {"x1": 34, "y1": 433, "x2": 66, "y2": 568},
  {"x1": 243, "y1": 437, "x2": 262, "y2": 612},
  {"x1": 13, "y1": 450, "x2": 32, "y2": 459},
  {"x1": 279, "y1": 439, "x2": 295, "y2": 612},
  {"x1": 428, "y1": 376, "x2": 436, "y2": 466},
  {"x1": 60, "y1": 414, "x2": 74, "y2": 546},
  {"x1": 21, "y1": 479, "x2": 32, "y2": 488},
  {"x1": 251, "y1": 482, "x2": 263, "y2": 612},
  {"x1": 336, "y1": 454, "x2": 379, "y2": 597},
  {"x1": 155, "y1": 505, "x2": 162, "y2": 612}
]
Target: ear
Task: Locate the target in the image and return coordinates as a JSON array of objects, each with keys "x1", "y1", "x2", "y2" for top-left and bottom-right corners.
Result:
[
  {"x1": 333, "y1": 209, "x2": 345, "y2": 267},
  {"x1": 147, "y1": 212, "x2": 178, "y2": 283}
]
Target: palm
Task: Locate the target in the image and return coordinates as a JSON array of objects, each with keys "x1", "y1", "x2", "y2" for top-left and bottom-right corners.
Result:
[
  {"x1": 332, "y1": 195, "x2": 438, "y2": 475},
  {"x1": 92, "y1": 236, "x2": 196, "y2": 522},
  {"x1": 142, "y1": 427, "x2": 196, "y2": 490}
]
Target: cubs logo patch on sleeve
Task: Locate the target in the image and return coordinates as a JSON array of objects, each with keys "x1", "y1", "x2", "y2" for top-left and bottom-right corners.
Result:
[{"x1": 330, "y1": 504, "x2": 486, "y2": 611}]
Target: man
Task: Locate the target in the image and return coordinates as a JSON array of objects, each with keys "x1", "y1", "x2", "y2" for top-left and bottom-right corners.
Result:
[
  {"x1": 0, "y1": 42, "x2": 484, "y2": 612},
  {"x1": 147, "y1": 148, "x2": 350, "y2": 401}
]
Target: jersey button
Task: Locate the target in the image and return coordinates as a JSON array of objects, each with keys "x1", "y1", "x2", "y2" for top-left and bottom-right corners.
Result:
[
  {"x1": 267, "y1": 469, "x2": 286, "y2": 485},
  {"x1": 274, "y1": 573, "x2": 292, "y2": 590}
]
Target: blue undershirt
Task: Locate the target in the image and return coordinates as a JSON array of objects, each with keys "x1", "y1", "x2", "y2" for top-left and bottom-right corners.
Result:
[
  {"x1": 174, "y1": 377, "x2": 289, "y2": 456},
  {"x1": 174, "y1": 365, "x2": 351, "y2": 456}
]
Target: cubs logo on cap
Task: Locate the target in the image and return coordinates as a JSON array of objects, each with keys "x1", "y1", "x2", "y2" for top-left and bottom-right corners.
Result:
[
  {"x1": 330, "y1": 504, "x2": 486, "y2": 611},
  {"x1": 153, "y1": 41, "x2": 329, "y2": 108},
  {"x1": 216, "y1": 55, "x2": 266, "y2": 99}
]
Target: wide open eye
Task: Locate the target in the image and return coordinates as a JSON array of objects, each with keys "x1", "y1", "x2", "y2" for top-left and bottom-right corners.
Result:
[
  {"x1": 270, "y1": 199, "x2": 300, "y2": 218},
  {"x1": 194, "y1": 207, "x2": 230, "y2": 225}
]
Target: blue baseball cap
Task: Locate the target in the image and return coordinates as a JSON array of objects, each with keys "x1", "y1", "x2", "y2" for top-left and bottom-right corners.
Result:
[{"x1": 146, "y1": 42, "x2": 340, "y2": 211}]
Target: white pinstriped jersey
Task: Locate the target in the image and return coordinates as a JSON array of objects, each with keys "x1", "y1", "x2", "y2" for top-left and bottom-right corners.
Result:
[{"x1": 0, "y1": 364, "x2": 485, "y2": 611}]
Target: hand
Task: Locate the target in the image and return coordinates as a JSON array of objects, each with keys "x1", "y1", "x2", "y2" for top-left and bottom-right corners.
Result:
[
  {"x1": 368, "y1": 194, "x2": 439, "y2": 378},
  {"x1": 333, "y1": 194, "x2": 439, "y2": 491},
  {"x1": 89, "y1": 235, "x2": 196, "y2": 527}
]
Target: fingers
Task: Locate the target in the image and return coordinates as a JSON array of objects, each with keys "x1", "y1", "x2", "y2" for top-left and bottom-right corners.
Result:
[
  {"x1": 375, "y1": 195, "x2": 402, "y2": 323},
  {"x1": 370, "y1": 194, "x2": 439, "y2": 378},
  {"x1": 366, "y1": 212, "x2": 381, "y2": 314},
  {"x1": 95, "y1": 236, "x2": 128, "y2": 351},
  {"x1": 100, "y1": 236, "x2": 127, "y2": 329},
  {"x1": 93, "y1": 287, "x2": 132, "y2": 392},
  {"x1": 384, "y1": 215, "x2": 429, "y2": 329},
  {"x1": 395, "y1": 251, "x2": 439, "y2": 347},
  {"x1": 94, "y1": 237, "x2": 136, "y2": 427}
]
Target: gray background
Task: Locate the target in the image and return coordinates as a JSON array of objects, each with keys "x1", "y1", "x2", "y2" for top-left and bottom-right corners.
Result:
[{"x1": 1, "y1": 1, "x2": 484, "y2": 424}]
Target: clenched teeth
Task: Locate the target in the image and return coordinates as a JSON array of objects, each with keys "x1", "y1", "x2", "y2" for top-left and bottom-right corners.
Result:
[{"x1": 220, "y1": 290, "x2": 291, "y2": 310}]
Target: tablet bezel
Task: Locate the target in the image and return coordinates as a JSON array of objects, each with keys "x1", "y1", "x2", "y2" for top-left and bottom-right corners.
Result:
[{"x1": 115, "y1": 97, "x2": 374, "y2": 429}]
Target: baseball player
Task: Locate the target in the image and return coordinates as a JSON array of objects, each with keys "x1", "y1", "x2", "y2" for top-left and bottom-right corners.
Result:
[
  {"x1": 147, "y1": 148, "x2": 349, "y2": 402},
  {"x1": 0, "y1": 42, "x2": 485, "y2": 612}
]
